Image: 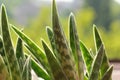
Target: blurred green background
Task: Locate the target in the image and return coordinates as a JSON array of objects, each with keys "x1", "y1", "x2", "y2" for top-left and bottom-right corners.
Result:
[{"x1": 1, "y1": 0, "x2": 120, "y2": 60}]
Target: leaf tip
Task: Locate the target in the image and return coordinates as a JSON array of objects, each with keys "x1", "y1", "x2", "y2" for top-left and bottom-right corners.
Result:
[
  {"x1": 1, "y1": 4, "x2": 7, "y2": 16},
  {"x1": 46, "y1": 26, "x2": 52, "y2": 33}
]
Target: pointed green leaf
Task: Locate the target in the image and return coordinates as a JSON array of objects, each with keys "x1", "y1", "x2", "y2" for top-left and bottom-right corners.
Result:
[
  {"x1": 16, "y1": 37, "x2": 25, "y2": 61},
  {"x1": 89, "y1": 45, "x2": 104, "y2": 80},
  {"x1": 93, "y1": 25, "x2": 110, "y2": 77},
  {"x1": 102, "y1": 65, "x2": 113, "y2": 80},
  {"x1": 0, "y1": 55, "x2": 10, "y2": 80},
  {"x1": 0, "y1": 36, "x2": 8, "y2": 67},
  {"x1": 11, "y1": 25, "x2": 50, "y2": 73},
  {"x1": 42, "y1": 40, "x2": 68, "y2": 80},
  {"x1": 0, "y1": 36, "x2": 5, "y2": 59},
  {"x1": 22, "y1": 56, "x2": 31, "y2": 80},
  {"x1": 1, "y1": 5, "x2": 22, "y2": 80},
  {"x1": 16, "y1": 37, "x2": 25, "y2": 71},
  {"x1": 24, "y1": 44, "x2": 51, "y2": 76},
  {"x1": 52, "y1": 0, "x2": 76, "y2": 79},
  {"x1": 46, "y1": 26, "x2": 60, "y2": 62},
  {"x1": 69, "y1": 13, "x2": 84, "y2": 80},
  {"x1": 31, "y1": 58, "x2": 50, "y2": 80},
  {"x1": 80, "y1": 41, "x2": 93, "y2": 74}
]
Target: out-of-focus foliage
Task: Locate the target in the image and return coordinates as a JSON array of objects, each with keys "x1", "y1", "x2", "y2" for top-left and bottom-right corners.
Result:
[{"x1": 85, "y1": 0, "x2": 112, "y2": 29}]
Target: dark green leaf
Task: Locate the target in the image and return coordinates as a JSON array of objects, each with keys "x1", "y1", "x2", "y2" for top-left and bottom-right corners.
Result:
[
  {"x1": 42, "y1": 40, "x2": 68, "y2": 80},
  {"x1": 22, "y1": 56, "x2": 31, "y2": 80},
  {"x1": 69, "y1": 13, "x2": 84, "y2": 80},
  {"x1": 1, "y1": 4, "x2": 22, "y2": 80},
  {"x1": 80, "y1": 41, "x2": 93, "y2": 75},
  {"x1": 31, "y1": 58, "x2": 50, "y2": 80},
  {"x1": 93, "y1": 25, "x2": 110, "y2": 78},
  {"x1": 89, "y1": 44, "x2": 104, "y2": 80},
  {"x1": 102, "y1": 65, "x2": 113, "y2": 80},
  {"x1": 52, "y1": 0, "x2": 76, "y2": 79},
  {"x1": 0, "y1": 36, "x2": 8, "y2": 67},
  {"x1": 11, "y1": 25, "x2": 50, "y2": 73},
  {"x1": 0, "y1": 36, "x2": 5, "y2": 59},
  {"x1": 46, "y1": 27, "x2": 60, "y2": 62},
  {"x1": 16, "y1": 37, "x2": 25, "y2": 70}
]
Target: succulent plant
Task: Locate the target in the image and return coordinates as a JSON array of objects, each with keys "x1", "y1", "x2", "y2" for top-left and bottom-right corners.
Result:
[{"x1": 0, "y1": 0, "x2": 113, "y2": 80}]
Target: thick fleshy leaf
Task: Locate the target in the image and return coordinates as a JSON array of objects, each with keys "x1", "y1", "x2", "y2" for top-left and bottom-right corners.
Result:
[
  {"x1": 22, "y1": 56, "x2": 31, "y2": 80},
  {"x1": 89, "y1": 45, "x2": 104, "y2": 80},
  {"x1": 24, "y1": 44, "x2": 51, "y2": 76},
  {"x1": 0, "y1": 55, "x2": 10, "y2": 80},
  {"x1": 69, "y1": 13, "x2": 84, "y2": 80},
  {"x1": 42, "y1": 40, "x2": 68, "y2": 80},
  {"x1": 11, "y1": 25, "x2": 50, "y2": 73},
  {"x1": 102, "y1": 65, "x2": 113, "y2": 80},
  {"x1": 0, "y1": 36, "x2": 10, "y2": 78},
  {"x1": 31, "y1": 58, "x2": 50, "y2": 80},
  {"x1": 0, "y1": 36, "x2": 8, "y2": 67},
  {"x1": 93, "y1": 25, "x2": 110, "y2": 78},
  {"x1": 46, "y1": 27, "x2": 60, "y2": 62},
  {"x1": 1, "y1": 5, "x2": 22, "y2": 80},
  {"x1": 52, "y1": 0, "x2": 76, "y2": 79},
  {"x1": 80, "y1": 41, "x2": 93, "y2": 74},
  {"x1": 16, "y1": 37, "x2": 25, "y2": 71},
  {"x1": 0, "y1": 36, "x2": 5, "y2": 60}
]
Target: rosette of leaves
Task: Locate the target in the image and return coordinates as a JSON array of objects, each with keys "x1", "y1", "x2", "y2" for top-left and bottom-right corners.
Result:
[
  {"x1": 0, "y1": 0, "x2": 113, "y2": 80},
  {"x1": 11, "y1": 0, "x2": 113, "y2": 80}
]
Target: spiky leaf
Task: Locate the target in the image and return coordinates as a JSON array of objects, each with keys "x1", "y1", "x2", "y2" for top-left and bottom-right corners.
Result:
[
  {"x1": 0, "y1": 36, "x2": 5, "y2": 60},
  {"x1": 16, "y1": 37, "x2": 25, "y2": 71},
  {"x1": 102, "y1": 65, "x2": 113, "y2": 80},
  {"x1": 11, "y1": 25, "x2": 50, "y2": 73},
  {"x1": 46, "y1": 27, "x2": 60, "y2": 62},
  {"x1": 1, "y1": 5, "x2": 22, "y2": 80},
  {"x1": 31, "y1": 58, "x2": 50, "y2": 80},
  {"x1": 80, "y1": 41, "x2": 93, "y2": 74},
  {"x1": 69, "y1": 13, "x2": 84, "y2": 80},
  {"x1": 89, "y1": 45, "x2": 104, "y2": 80},
  {"x1": 52, "y1": 0, "x2": 76, "y2": 79},
  {"x1": 42, "y1": 40, "x2": 68, "y2": 80},
  {"x1": 22, "y1": 56, "x2": 31, "y2": 80},
  {"x1": 0, "y1": 36, "x2": 8, "y2": 69},
  {"x1": 93, "y1": 25, "x2": 110, "y2": 78}
]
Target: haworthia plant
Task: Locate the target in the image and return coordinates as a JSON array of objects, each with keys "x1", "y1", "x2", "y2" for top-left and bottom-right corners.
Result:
[{"x1": 0, "y1": 0, "x2": 113, "y2": 80}]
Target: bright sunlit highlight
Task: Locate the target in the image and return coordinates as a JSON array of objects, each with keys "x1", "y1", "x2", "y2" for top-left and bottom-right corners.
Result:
[{"x1": 115, "y1": 0, "x2": 120, "y2": 4}]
